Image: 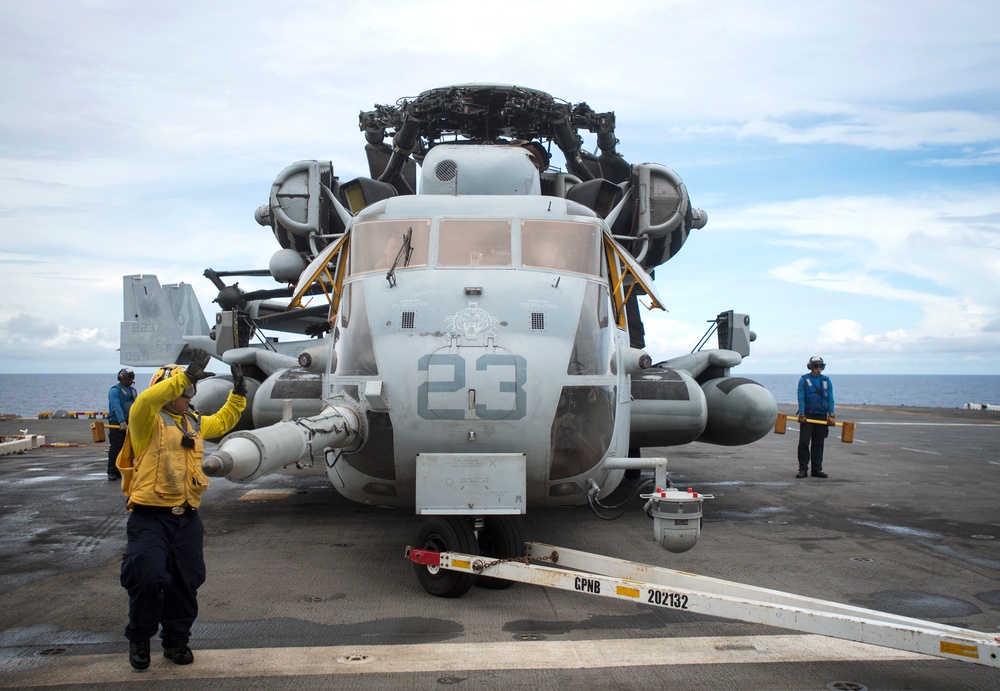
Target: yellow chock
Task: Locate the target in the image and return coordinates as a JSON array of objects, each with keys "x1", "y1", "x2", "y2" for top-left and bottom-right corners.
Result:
[
  {"x1": 774, "y1": 412, "x2": 788, "y2": 434},
  {"x1": 842, "y1": 421, "x2": 856, "y2": 443},
  {"x1": 90, "y1": 421, "x2": 120, "y2": 443}
]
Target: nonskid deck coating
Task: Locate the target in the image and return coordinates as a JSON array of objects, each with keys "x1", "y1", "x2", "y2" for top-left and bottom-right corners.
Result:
[{"x1": 1, "y1": 405, "x2": 998, "y2": 690}]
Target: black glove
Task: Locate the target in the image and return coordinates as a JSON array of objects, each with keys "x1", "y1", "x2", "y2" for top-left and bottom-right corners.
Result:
[
  {"x1": 185, "y1": 348, "x2": 214, "y2": 382},
  {"x1": 231, "y1": 363, "x2": 247, "y2": 396},
  {"x1": 304, "y1": 321, "x2": 331, "y2": 338}
]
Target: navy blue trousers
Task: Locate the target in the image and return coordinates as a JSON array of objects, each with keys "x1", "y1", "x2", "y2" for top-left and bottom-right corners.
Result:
[
  {"x1": 108, "y1": 428, "x2": 126, "y2": 476},
  {"x1": 121, "y1": 509, "x2": 206, "y2": 646},
  {"x1": 797, "y1": 421, "x2": 829, "y2": 472}
]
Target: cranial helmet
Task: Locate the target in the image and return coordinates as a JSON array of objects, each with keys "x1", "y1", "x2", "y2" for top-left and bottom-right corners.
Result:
[
  {"x1": 118, "y1": 367, "x2": 135, "y2": 383},
  {"x1": 150, "y1": 364, "x2": 196, "y2": 398},
  {"x1": 807, "y1": 356, "x2": 826, "y2": 371}
]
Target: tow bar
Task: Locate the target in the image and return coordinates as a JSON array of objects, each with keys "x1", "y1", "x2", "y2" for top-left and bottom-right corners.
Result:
[{"x1": 406, "y1": 541, "x2": 1000, "y2": 668}]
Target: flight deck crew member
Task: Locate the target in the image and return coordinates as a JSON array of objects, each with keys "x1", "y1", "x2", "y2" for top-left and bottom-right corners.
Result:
[
  {"x1": 107, "y1": 368, "x2": 138, "y2": 480},
  {"x1": 796, "y1": 356, "x2": 835, "y2": 478},
  {"x1": 116, "y1": 349, "x2": 246, "y2": 670}
]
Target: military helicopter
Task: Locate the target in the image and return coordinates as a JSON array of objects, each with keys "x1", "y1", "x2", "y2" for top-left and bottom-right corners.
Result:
[{"x1": 120, "y1": 84, "x2": 777, "y2": 597}]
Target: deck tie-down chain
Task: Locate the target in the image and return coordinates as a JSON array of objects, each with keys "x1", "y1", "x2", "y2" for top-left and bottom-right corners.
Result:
[{"x1": 473, "y1": 550, "x2": 558, "y2": 574}]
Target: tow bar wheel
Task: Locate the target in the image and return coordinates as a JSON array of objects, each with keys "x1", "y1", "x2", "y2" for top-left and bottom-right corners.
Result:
[{"x1": 412, "y1": 516, "x2": 477, "y2": 598}]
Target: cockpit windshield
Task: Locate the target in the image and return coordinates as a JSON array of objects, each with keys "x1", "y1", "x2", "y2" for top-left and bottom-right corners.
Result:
[
  {"x1": 521, "y1": 220, "x2": 602, "y2": 276},
  {"x1": 351, "y1": 219, "x2": 430, "y2": 274},
  {"x1": 437, "y1": 219, "x2": 512, "y2": 267}
]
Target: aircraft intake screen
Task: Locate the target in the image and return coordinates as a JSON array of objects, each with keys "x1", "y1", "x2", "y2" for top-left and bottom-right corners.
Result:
[
  {"x1": 521, "y1": 220, "x2": 601, "y2": 276},
  {"x1": 351, "y1": 219, "x2": 430, "y2": 274},
  {"x1": 437, "y1": 219, "x2": 512, "y2": 267}
]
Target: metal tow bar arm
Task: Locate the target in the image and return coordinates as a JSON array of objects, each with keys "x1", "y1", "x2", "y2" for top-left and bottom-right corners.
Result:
[{"x1": 405, "y1": 542, "x2": 1000, "y2": 668}]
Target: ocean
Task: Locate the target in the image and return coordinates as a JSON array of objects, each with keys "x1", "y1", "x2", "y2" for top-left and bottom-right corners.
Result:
[{"x1": 0, "y1": 373, "x2": 998, "y2": 419}]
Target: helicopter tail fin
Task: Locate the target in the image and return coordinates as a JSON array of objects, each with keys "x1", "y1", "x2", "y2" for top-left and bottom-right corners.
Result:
[{"x1": 119, "y1": 275, "x2": 212, "y2": 366}]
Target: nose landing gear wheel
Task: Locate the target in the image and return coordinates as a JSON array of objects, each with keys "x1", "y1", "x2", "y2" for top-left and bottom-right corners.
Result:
[
  {"x1": 412, "y1": 516, "x2": 478, "y2": 597},
  {"x1": 475, "y1": 515, "x2": 523, "y2": 590}
]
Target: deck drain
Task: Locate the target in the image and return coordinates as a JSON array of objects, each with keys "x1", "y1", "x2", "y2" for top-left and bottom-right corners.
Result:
[
  {"x1": 827, "y1": 683, "x2": 867, "y2": 691},
  {"x1": 299, "y1": 596, "x2": 327, "y2": 603},
  {"x1": 337, "y1": 653, "x2": 373, "y2": 665},
  {"x1": 437, "y1": 677, "x2": 466, "y2": 685},
  {"x1": 766, "y1": 520, "x2": 788, "y2": 525},
  {"x1": 971, "y1": 534, "x2": 995, "y2": 540},
  {"x1": 850, "y1": 557, "x2": 874, "y2": 563},
  {"x1": 514, "y1": 633, "x2": 545, "y2": 641},
  {"x1": 38, "y1": 648, "x2": 67, "y2": 656}
]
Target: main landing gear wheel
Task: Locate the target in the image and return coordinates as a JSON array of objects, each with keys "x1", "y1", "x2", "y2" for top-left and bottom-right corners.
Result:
[
  {"x1": 412, "y1": 516, "x2": 478, "y2": 598},
  {"x1": 474, "y1": 516, "x2": 523, "y2": 590}
]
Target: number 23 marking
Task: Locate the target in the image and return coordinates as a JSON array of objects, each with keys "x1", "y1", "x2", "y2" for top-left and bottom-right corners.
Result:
[{"x1": 417, "y1": 353, "x2": 526, "y2": 420}]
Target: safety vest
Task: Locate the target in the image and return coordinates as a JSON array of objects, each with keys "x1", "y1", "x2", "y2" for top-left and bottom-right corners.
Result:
[
  {"x1": 117, "y1": 410, "x2": 210, "y2": 509},
  {"x1": 801, "y1": 374, "x2": 831, "y2": 415}
]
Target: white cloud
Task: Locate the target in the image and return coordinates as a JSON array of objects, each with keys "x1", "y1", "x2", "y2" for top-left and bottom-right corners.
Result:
[
  {"x1": 736, "y1": 110, "x2": 1000, "y2": 150},
  {"x1": 2, "y1": 1, "x2": 1000, "y2": 374},
  {"x1": 0, "y1": 312, "x2": 118, "y2": 364}
]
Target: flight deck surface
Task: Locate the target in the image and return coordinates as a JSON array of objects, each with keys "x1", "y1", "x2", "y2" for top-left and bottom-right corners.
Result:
[{"x1": 1, "y1": 404, "x2": 998, "y2": 690}]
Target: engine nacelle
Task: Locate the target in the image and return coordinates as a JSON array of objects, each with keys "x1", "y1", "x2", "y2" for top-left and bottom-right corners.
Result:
[
  {"x1": 191, "y1": 375, "x2": 260, "y2": 432},
  {"x1": 697, "y1": 377, "x2": 777, "y2": 446},
  {"x1": 628, "y1": 368, "x2": 707, "y2": 447},
  {"x1": 251, "y1": 368, "x2": 324, "y2": 427}
]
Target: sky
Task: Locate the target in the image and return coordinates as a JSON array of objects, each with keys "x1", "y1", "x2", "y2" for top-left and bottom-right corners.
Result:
[{"x1": 1, "y1": 0, "x2": 999, "y2": 375}]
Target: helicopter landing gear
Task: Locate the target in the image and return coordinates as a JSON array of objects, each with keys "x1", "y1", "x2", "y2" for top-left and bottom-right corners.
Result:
[
  {"x1": 411, "y1": 516, "x2": 478, "y2": 598},
  {"x1": 411, "y1": 515, "x2": 525, "y2": 596},
  {"x1": 474, "y1": 516, "x2": 523, "y2": 590}
]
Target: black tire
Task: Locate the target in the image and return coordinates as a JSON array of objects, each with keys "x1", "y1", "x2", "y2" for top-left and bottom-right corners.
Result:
[
  {"x1": 412, "y1": 516, "x2": 477, "y2": 598},
  {"x1": 474, "y1": 516, "x2": 523, "y2": 590}
]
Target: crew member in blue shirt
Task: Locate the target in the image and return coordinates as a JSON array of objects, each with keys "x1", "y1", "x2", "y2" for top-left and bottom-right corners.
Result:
[
  {"x1": 796, "y1": 356, "x2": 835, "y2": 478},
  {"x1": 107, "y1": 368, "x2": 137, "y2": 481}
]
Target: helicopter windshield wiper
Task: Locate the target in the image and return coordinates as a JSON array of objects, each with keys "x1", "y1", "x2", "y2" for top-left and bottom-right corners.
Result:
[{"x1": 386, "y1": 227, "x2": 413, "y2": 288}]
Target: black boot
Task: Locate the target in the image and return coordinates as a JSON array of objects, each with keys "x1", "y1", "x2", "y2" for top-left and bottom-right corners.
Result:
[
  {"x1": 811, "y1": 469, "x2": 828, "y2": 478},
  {"x1": 163, "y1": 643, "x2": 194, "y2": 665},
  {"x1": 796, "y1": 469, "x2": 808, "y2": 478},
  {"x1": 129, "y1": 639, "x2": 150, "y2": 670}
]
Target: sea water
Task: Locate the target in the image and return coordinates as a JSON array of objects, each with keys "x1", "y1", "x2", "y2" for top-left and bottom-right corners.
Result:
[
  {"x1": 1, "y1": 372, "x2": 998, "y2": 419},
  {"x1": 748, "y1": 373, "x2": 1000, "y2": 409}
]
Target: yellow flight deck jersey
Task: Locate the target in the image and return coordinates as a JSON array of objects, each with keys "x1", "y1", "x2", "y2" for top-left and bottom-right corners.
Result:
[{"x1": 117, "y1": 371, "x2": 245, "y2": 510}]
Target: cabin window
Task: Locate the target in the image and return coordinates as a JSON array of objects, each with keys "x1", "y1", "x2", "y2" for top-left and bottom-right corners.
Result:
[
  {"x1": 350, "y1": 219, "x2": 430, "y2": 275},
  {"x1": 437, "y1": 219, "x2": 512, "y2": 267},
  {"x1": 549, "y1": 385, "x2": 615, "y2": 480},
  {"x1": 567, "y1": 283, "x2": 612, "y2": 375},
  {"x1": 334, "y1": 282, "x2": 378, "y2": 376},
  {"x1": 521, "y1": 220, "x2": 602, "y2": 276}
]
